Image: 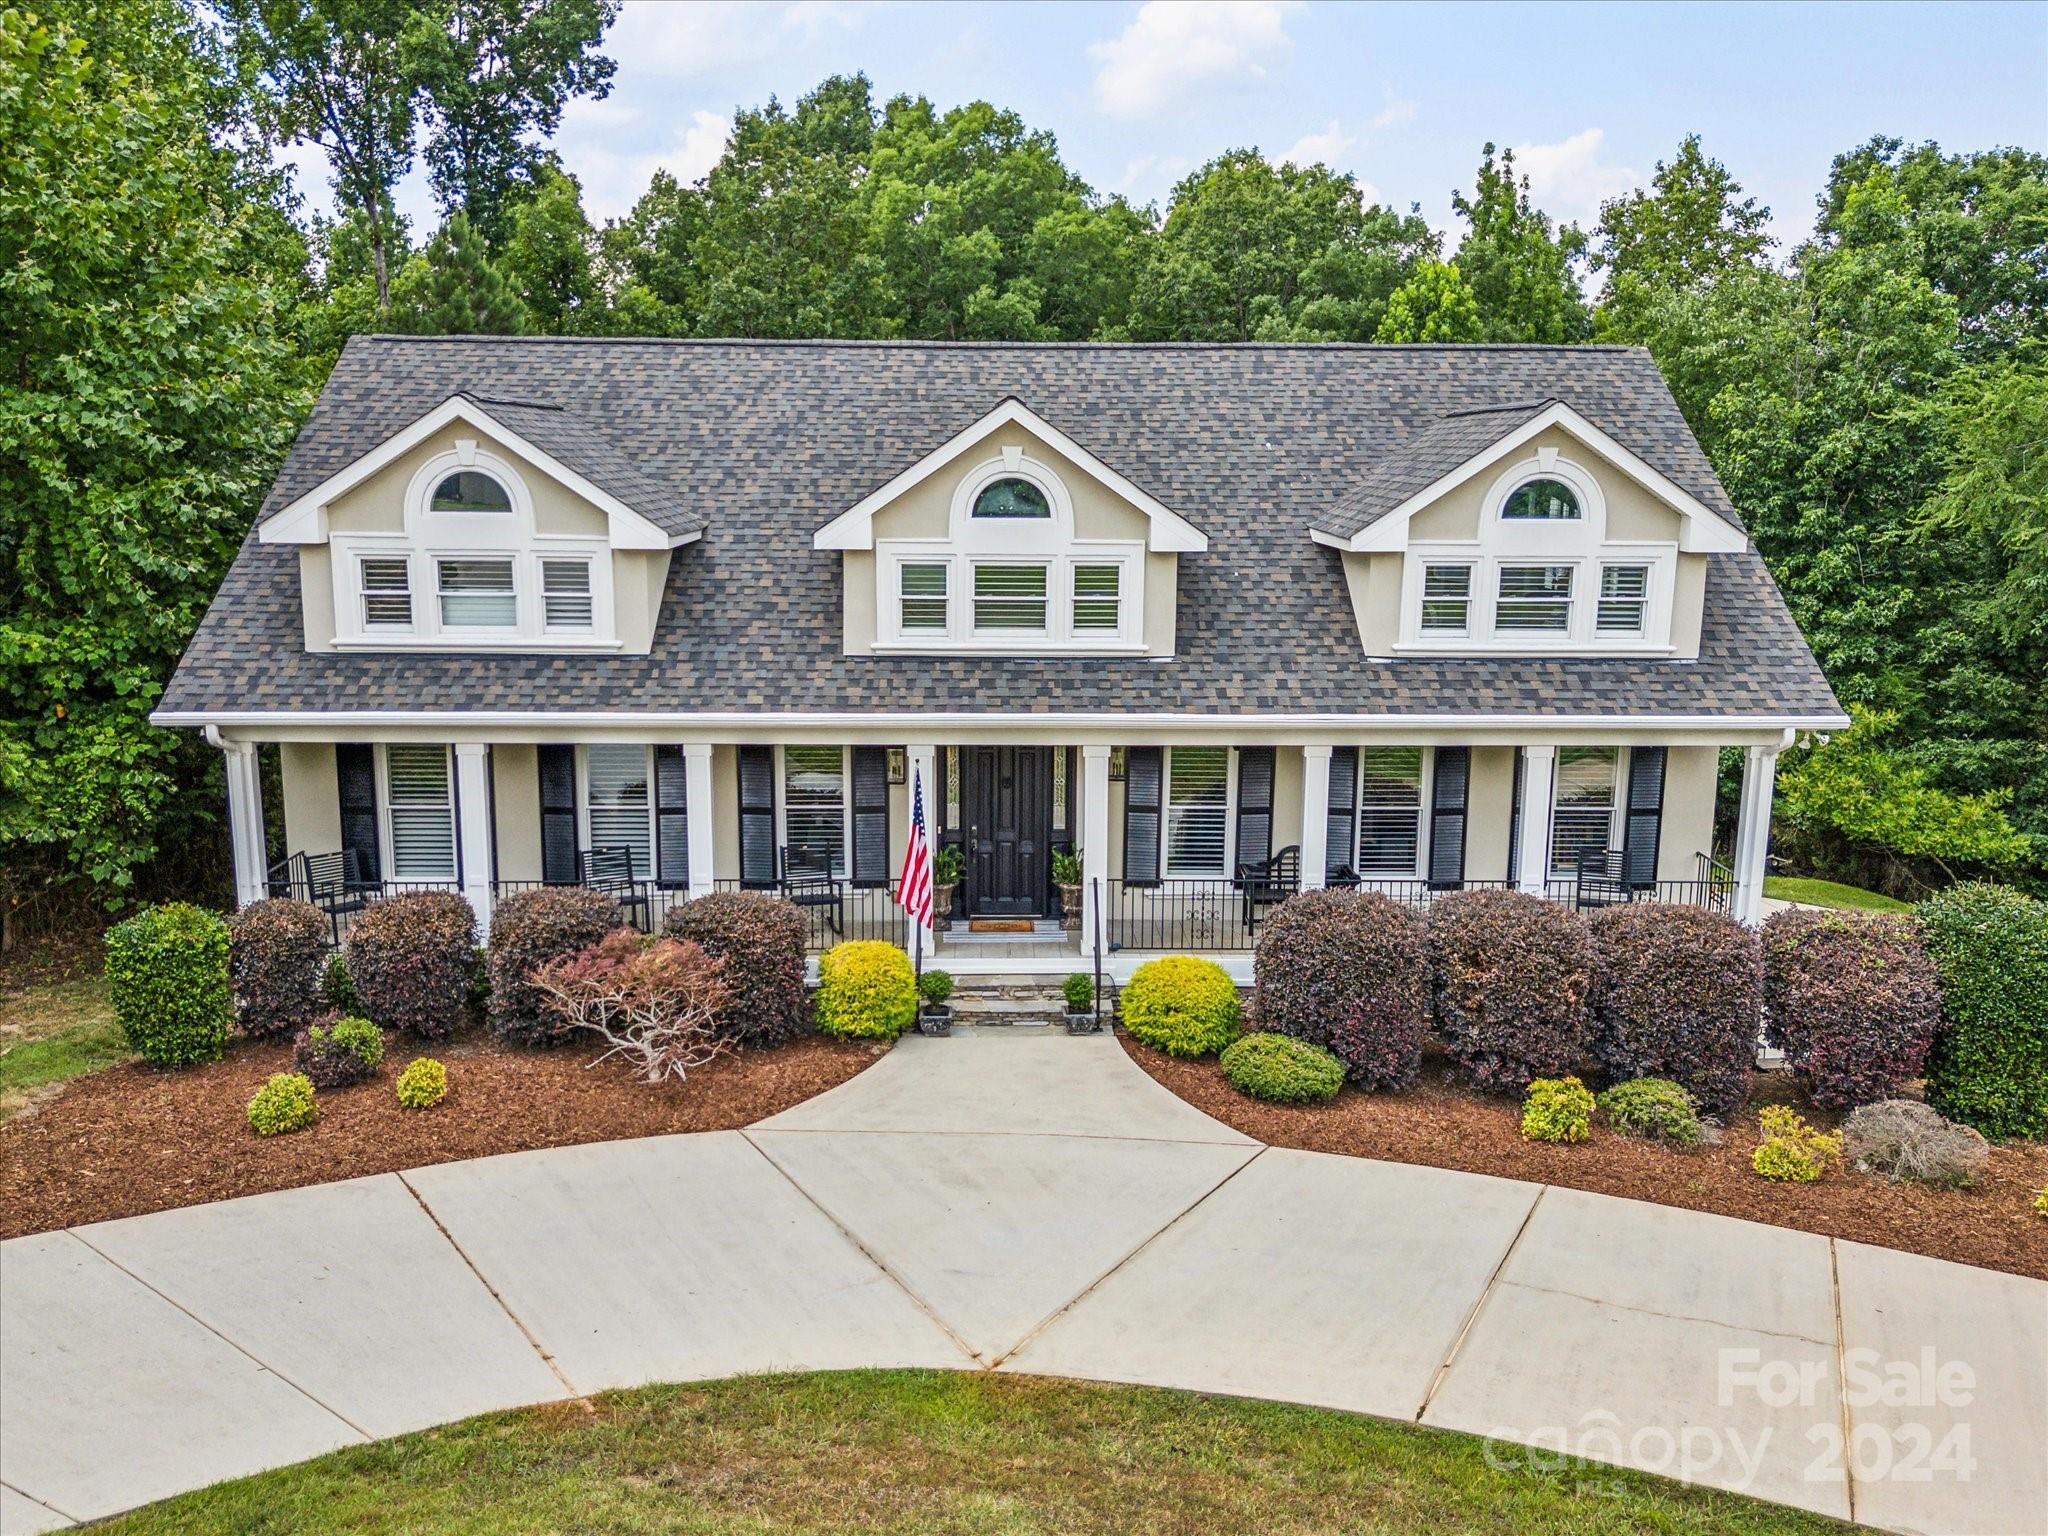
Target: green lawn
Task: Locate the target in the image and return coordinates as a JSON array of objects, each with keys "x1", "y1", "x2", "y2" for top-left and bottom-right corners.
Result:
[
  {"x1": 103, "y1": 1370, "x2": 1848, "y2": 1535},
  {"x1": 1764, "y1": 875, "x2": 1913, "y2": 913},
  {"x1": 0, "y1": 971, "x2": 129, "y2": 1117}
]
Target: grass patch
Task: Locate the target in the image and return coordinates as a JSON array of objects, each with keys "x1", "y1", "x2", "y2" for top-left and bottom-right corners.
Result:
[
  {"x1": 101, "y1": 1370, "x2": 1847, "y2": 1535},
  {"x1": 1765, "y1": 876, "x2": 1912, "y2": 914},
  {"x1": 0, "y1": 972, "x2": 129, "y2": 1116}
]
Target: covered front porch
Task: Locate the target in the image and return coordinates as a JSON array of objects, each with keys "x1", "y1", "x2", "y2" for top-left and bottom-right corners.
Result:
[{"x1": 225, "y1": 723, "x2": 1789, "y2": 978}]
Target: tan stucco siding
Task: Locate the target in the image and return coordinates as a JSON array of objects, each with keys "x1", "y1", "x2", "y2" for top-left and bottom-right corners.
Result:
[
  {"x1": 280, "y1": 742, "x2": 341, "y2": 858},
  {"x1": 490, "y1": 745, "x2": 542, "y2": 883},
  {"x1": 842, "y1": 550, "x2": 876, "y2": 655},
  {"x1": 711, "y1": 745, "x2": 740, "y2": 881},
  {"x1": 1403, "y1": 426, "x2": 1687, "y2": 544},
  {"x1": 1340, "y1": 551, "x2": 1403, "y2": 654},
  {"x1": 614, "y1": 550, "x2": 672, "y2": 654},
  {"x1": 1671, "y1": 553, "x2": 1706, "y2": 659},
  {"x1": 1146, "y1": 551, "x2": 1178, "y2": 653},
  {"x1": 299, "y1": 547, "x2": 336, "y2": 652},
  {"x1": 1270, "y1": 747, "x2": 1304, "y2": 860},
  {"x1": 1657, "y1": 745, "x2": 1719, "y2": 881},
  {"x1": 326, "y1": 425, "x2": 608, "y2": 537},
  {"x1": 1463, "y1": 746, "x2": 1519, "y2": 882}
]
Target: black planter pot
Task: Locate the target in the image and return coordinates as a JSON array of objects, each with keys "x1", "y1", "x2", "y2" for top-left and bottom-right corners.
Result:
[
  {"x1": 1064, "y1": 1007, "x2": 1101, "y2": 1035},
  {"x1": 918, "y1": 1004, "x2": 955, "y2": 1036}
]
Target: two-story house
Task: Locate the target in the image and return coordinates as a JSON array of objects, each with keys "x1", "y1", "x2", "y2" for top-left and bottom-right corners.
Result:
[{"x1": 154, "y1": 337, "x2": 1847, "y2": 978}]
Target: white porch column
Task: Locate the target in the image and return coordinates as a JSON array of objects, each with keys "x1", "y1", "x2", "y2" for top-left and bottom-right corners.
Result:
[
  {"x1": 1298, "y1": 744, "x2": 1331, "y2": 890},
  {"x1": 684, "y1": 743, "x2": 716, "y2": 897},
  {"x1": 1516, "y1": 745, "x2": 1557, "y2": 896},
  {"x1": 1080, "y1": 744, "x2": 1111, "y2": 951},
  {"x1": 453, "y1": 743, "x2": 494, "y2": 932},
  {"x1": 217, "y1": 735, "x2": 267, "y2": 908},
  {"x1": 1733, "y1": 742, "x2": 1781, "y2": 926}
]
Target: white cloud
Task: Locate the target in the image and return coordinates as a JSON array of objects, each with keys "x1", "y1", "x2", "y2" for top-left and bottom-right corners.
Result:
[
  {"x1": 1088, "y1": 1, "x2": 1302, "y2": 120},
  {"x1": 1278, "y1": 119, "x2": 1354, "y2": 169},
  {"x1": 603, "y1": 0, "x2": 865, "y2": 78},
  {"x1": 1510, "y1": 127, "x2": 1639, "y2": 228},
  {"x1": 1369, "y1": 97, "x2": 1416, "y2": 130},
  {"x1": 558, "y1": 103, "x2": 733, "y2": 223}
]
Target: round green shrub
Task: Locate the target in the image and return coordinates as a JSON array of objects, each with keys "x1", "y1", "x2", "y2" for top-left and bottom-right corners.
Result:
[
  {"x1": 1522, "y1": 1076, "x2": 1595, "y2": 1144},
  {"x1": 293, "y1": 1014, "x2": 385, "y2": 1090},
  {"x1": 1751, "y1": 1104, "x2": 1842, "y2": 1182},
  {"x1": 227, "y1": 898, "x2": 330, "y2": 1039},
  {"x1": 1595, "y1": 1078, "x2": 1704, "y2": 1146},
  {"x1": 1120, "y1": 955, "x2": 1242, "y2": 1057},
  {"x1": 1253, "y1": 888, "x2": 1425, "y2": 1090},
  {"x1": 487, "y1": 886, "x2": 623, "y2": 1047},
  {"x1": 1586, "y1": 904, "x2": 1760, "y2": 1115},
  {"x1": 814, "y1": 940, "x2": 918, "y2": 1040},
  {"x1": 1918, "y1": 882, "x2": 2048, "y2": 1140},
  {"x1": 346, "y1": 890, "x2": 477, "y2": 1039},
  {"x1": 1427, "y1": 890, "x2": 1593, "y2": 1095},
  {"x1": 104, "y1": 902, "x2": 232, "y2": 1068},
  {"x1": 1762, "y1": 909, "x2": 1939, "y2": 1111},
  {"x1": 247, "y1": 1072, "x2": 317, "y2": 1136},
  {"x1": 1063, "y1": 972, "x2": 1095, "y2": 1013},
  {"x1": 665, "y1": 891, "x2": 810, "y2": 1045},
  {"x1": 395, "y1": 1056, "x2": 448, "y2": 1109},
  {"x1": 918, "y1": 968, "x2": 955, "y2": 1005},
  {"x1": 1220, "y1": 1032, "x2": 1345, "y2": 1104}
]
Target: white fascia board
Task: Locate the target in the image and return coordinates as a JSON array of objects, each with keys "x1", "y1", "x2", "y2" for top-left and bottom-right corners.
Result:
[
  {"x1": 813, "y1": 396, "x2": 1208, "y2": 554},
  {"x1": 1330, "y1": 402, "x2": 1750, "y2": 555},
  {"x1": 258, "y1": 395, "x2": 679, "y2": 551}
]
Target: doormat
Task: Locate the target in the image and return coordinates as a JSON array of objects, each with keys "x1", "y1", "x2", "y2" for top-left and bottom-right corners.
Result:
[{"x1": 967, "y1": 918, "x2": 1037, "y2": 934}]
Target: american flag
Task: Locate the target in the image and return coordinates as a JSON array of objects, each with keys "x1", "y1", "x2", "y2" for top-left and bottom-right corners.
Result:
[{"x1": 897, "y1": 765, "x2": 934, "y2": 931}]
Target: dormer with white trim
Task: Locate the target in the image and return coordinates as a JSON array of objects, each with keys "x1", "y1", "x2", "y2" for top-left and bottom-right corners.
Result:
[
  {"x1": 815, "y1": 398, "x2": 1207, "y2": 658},
  {"x1": 1308, "y1": 401, "x2": 1749, "y2": 660},
  {"x1": 260, "y1": 394, "x2": 701, "y2": 655}
]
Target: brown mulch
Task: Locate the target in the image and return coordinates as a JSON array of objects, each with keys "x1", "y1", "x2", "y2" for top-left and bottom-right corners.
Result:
[
  {"x1": 0, "y1": 1032, "x2": 884, "y2": 1239},
  {"x1": 1123, "y1": 1037, "x2": 2048, "y2": 1282}
]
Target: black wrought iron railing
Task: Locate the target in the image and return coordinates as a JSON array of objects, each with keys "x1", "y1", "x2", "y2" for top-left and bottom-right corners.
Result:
[{"x1": 710, "y1": 878, "x2": 911, "y2": 953}]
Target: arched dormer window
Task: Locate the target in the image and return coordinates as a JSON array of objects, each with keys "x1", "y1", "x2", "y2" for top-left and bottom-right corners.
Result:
[
  {"x1": 327, "y1": 439, "x2": 615, "y2": 649},
  {"x1": 1500, "y1": 476, "x2": 1581, "y2": 521},
  {"x1": 972, "y1": 477, "x2": 1051, "y2": 519}
]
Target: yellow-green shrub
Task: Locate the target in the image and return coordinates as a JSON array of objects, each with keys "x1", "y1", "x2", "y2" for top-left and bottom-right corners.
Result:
[
  {"x1": 1220, "y1": 1032, "x2": 1344, "y2": 1104},
  {"x1": 1119, "y1": 956, "x2": 1241, "y2": 1057},
  {"x1": 2034, "y1": 1186, "x2": 2047, "y2": 1217},
  {"x1": 1521, "y1": 1076, "x2": 1594, "y2": 1143},
  {"x1": 1751, "y1": 1105, "x2": 1842, "y2": 1182},
  {"x1": 105, "y1": 902, "x2": 232, "y2": 1068},
  {"x1": 395, "y1": 1056, "x2": 448, "y2": 1109},
  {"x1": 247, "y1": 1072, "x2": 317, "y2": 1136},
  {"x1": 814, "y1": 941, "x2": 917, "y2": 1040}
]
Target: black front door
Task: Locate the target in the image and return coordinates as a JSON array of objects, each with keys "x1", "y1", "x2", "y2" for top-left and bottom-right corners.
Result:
[{"x1": 964, "y1": 746, "x2": 1052, "y2": 916}]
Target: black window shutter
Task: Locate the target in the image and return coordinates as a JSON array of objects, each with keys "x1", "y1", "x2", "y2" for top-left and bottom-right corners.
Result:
[
  {"x1": 1507, "y1": 748, "x2": 1525, "y2": 885},
  {"x1": 1123, "y1": 747, "x2": 1163, "y2": 885},
  {"x1": 851, "y1": 747, "x2": 891, "y2": 887},
  {"x1": 1234, "y1": 747, "x2": 1275, "y2": 871},
  {"x1": 1621, "y1": 746, "x2": 1667, "y2": 890},
  {"x1": 1325, "y1": 747, "x2": 1358, "y2": 879},
  {"x1": 335, "y1": 744, "x2": 381, "y2": 885},
  {"x1": 537, "y1": 745, "x2": 579, "y2": 884},
  {"x1": 654, "y1": 746, "x2": 689, "y2": 888},
  {"x1": 1427, "y1": 747, "x2": 1471, "y2": 889},
  {"x1": 738, "y1": 746, "x2": 777, "y2": 888}
]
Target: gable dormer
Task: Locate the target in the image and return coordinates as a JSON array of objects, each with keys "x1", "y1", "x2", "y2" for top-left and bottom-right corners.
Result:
[
  {"x1": 260, "y1": 394, "x2": 700, "y2": 655},
  {"x1": 815, "y1": 398, "x2": 1206, "y2": 658},
  {"x1": 1309, "y1": 400, "x2": 1748, "y2": 660}
]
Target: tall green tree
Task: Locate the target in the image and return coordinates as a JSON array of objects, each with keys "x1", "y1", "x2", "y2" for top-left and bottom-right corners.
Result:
[
  {"x1": 222, "y1": 0, "x2": 423, "y2": 308},
  {"x1": 394, "y1": 212, "x2": 529, "y2": 332},
  {"x1": 1, "y1": 0, "x2": 308, "y2": 899},
  {"x1": 1593, "y1": 134, "x2": 1771, "y2": 343},
  {"x1": 1375, "y1": 259, "x2": 1483, "y2": 342},
  {"x1": 403, "y1": 0, "x2": 618, "y2": 249},
  {"x1": 1448, "y1": 144, "x2": 1591, "y2": 343},
  {"x1": 601, "y1": 168, "x2": 706, "y2": 335},
  {"x1": 500, "y1": 163, "x2": 600, "y2": 332},
  {"x1": 1127, "y1": 150, "x2": 1435, "y2": 341}
]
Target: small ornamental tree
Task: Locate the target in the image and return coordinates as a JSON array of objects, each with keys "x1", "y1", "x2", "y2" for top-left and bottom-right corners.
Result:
[
  {"x1": 1762, "y1": 909, "x2": 1940, "y2": 1110},
  {"x1": 1917, "y1": 883, "x2": 2048, "y2": 1139},
  {"x1": 1253, "y1": 889, "x2": 1425, "y2": 1090},
  {"x1": 345, "y1": 891, "x2": 477, "y2": 1039},
  {"x1": 104, "y1": 902, "x2": 232, "y2": 1068},
  {"x1": 1586, "y1": 904, "x2": 1762, "y2": 1114},
  {"x1": 488, "y1": 886, "x2": 622, "y2": 1047},
  {"x1": 664, "y1": 891, "x2": 809, "y2": 1045},
  {"x1": 531, "y1": 930, "x2": 732, "y2": 1083},
  {"x1": 228, "y1": 898, "x2": 331, "y2": 1039},
  {"x1": 1426, "y1": 890, "x2": 1594, "y2": 1094}
]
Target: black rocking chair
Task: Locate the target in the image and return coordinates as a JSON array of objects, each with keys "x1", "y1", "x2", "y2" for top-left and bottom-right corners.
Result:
[
  {"x1": 1235, "y1": 845, "x2": 1301, "y2": 933},
  {"x1": 276, "y1": 849, "x2": 372, "y2": 942},
  {"x1": 577, "y1": 845, "x2": 652, "y2": 930},
  {"x1": 1574, "y1": 848, "x2": 1638, "y2": 909},
  {"x1": 778, "y1": 844, "x2": 845, "y2": 937}
]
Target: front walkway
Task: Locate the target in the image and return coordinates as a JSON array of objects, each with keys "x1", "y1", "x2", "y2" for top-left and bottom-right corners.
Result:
[{"x1": 2, "y1": 1034, "x2": 2041, "y2": 1535}]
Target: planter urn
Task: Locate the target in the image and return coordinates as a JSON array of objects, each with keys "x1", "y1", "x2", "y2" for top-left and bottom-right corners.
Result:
[{"x1": 918, "y1": 1003, "x2": 954, "y2": 1036}]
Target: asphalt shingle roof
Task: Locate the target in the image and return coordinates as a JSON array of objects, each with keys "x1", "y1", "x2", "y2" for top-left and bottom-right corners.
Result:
[
  {"x1": 452, "y1": 393, "x2": 704, "y2": 539},
  {"x1": 159, "y1": 336, "x2": 1842, "y2": 723},
  {"x1": 1309, "y1": 399, "x2": 1557, "y2": 541}
]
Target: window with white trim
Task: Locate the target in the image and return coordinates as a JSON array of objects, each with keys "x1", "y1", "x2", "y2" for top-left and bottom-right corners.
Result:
[
  {"x1": 783, "y1": 745, "x2": 846, "y2": 876},
  {"x1": 360, "y1": 557, "x2": 412, "y2": 628},
  {"x1": 430, "y1": 470, "x2": 513, "y2": 512},
  {"x1": 1357, "y1": 748, "x2": 1425, "y2": 875},
  {"x1": 1164, "y1": 747, "x2": 1228, "y2": 877},
  {"x1": 1072, "y1": 563, "x2": 1121, "y2": 630},
  {"x1": 437, "y1": 557, "x2": 517, "y2": 628},
  {"x1": 1551, "y1": 746, "x2": 1620, "y2": 877},
  {"x1": 1596, "y1": 563, "x2": 1649, "y2": 635},
  {"x1": 899, "y1": 562, "x2": 948, "y2": 631},
  {"x1": 384, "y1": 744, "x2": 456, "y2": 879},
  {"x1": 1496, "y1": 564, "x2": 1574, "y2": 631},
  {"x1": 1419, "y1": 564, "x2": 1472, "y2": 634},
  {"x1": 1501, "y1": 477, "x2": 1581, "y2": 520},
  {"x1": 541, "y1": 558, "x2": 594, "y2": 631},
  {"x1": 582, "y1": 744, "x2": 653, "y2": 877},
  {"x1": 973, "y1": 563, "x2": 1049, "y2": 631}
]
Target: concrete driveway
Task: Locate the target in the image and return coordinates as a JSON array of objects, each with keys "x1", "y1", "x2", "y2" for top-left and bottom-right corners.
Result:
[{"x1": 3, "y1": 1030, "x2": 2042, "y2": 1535}]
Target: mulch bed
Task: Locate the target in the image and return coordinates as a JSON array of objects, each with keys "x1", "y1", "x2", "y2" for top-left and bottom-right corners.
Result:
[
  {"x1": 1123, "y1": 1038, "x2": 2048, "y2": 1281},
  {"x1": 0, "y1": 1032, "x2": 883, "y2": 1239}
]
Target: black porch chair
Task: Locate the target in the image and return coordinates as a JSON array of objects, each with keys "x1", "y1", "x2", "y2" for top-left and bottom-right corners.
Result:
[
  {"x1": 274, "y1": 850, "x2": 371, "y2": 942},
  {"x1": 1574, "y1": 848, "x2": 1637, "y2": 910},
  {"x1": 779, "y1": 844, "x2": 844, "y2": 937},
  {"x1": 1235, "y1": 845, "x2": 1301, "y2": 933},
  {"x1": 577, "y1": 845, "x2": 652, "y2": 930}
]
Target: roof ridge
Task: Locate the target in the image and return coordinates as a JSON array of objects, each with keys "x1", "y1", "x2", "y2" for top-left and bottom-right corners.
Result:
[
  {"x1": 359, "y1": 334, "x2": 1651, "y2": 354},
  {"x1": 457, "y1": 391, "x2": 568, "y2": 412},
  {"x1": 1439, "y1": 397, "x2": 1557, "y2": 420}
]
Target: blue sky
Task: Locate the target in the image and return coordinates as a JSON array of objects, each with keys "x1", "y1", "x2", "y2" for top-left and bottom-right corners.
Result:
[{"x1": 293, "y1": 0, "x2": 2047, "y2": 255}]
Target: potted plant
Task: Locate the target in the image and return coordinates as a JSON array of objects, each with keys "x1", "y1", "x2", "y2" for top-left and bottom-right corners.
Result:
[
  {"x1": 917, "y1": 968, "x2": 955, "y2": 1035},
  {"x1": 1063, "y1": 971, "x2": 1099, "y2": 1033},
  {"x1": 932, "y1": 845, "x2": 964, "y2": 930},
  {"x1": 1053, "y1": 849, "x2": 1084, "y2": 929}
]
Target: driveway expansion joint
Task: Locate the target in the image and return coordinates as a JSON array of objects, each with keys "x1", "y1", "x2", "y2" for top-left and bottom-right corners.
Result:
[{"x1": 1415, "y1": 1183, "x2": 1546, "y2": 1422}]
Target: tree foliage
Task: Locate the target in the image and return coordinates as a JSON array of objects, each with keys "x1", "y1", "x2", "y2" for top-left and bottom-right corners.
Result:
[
  {"x1": 1449, "y1": 144, "x2": 1591, "y2": 343},
  {"x1": 393, "y1": 211, "x2": 528, "y2": 333}
]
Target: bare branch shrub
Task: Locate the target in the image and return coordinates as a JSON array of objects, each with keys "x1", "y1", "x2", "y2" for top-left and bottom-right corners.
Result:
[
  {"x1": 530, "y1": 930, "x2": 734, "y2": 1084},
  {"x1": 1841, "y1": 1099, "x2": 1990, "y2": 1188}
]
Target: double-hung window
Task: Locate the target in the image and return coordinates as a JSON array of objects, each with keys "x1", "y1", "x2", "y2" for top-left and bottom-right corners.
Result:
[
  {"x1": 360, "y1": 558, "x2": 413, "y2": 629},
  {"x1": 1357, "y1": 748, "x2": 1425, "y2": 875},
  {"x1": 900, "y1": 563, "x2": 949, "y2": 631},
  {"x1": 972, "y1": 563, "x2": 1049, "y2": 631},
  {"x1": 1164, "y1": 747, "x2": 1228, "y2": 877},
  {"x1": 1419, "y1": 564, "x2": 1473, "y2": 635},
  {"x1": 1072, "y1": 563, "x2": 1122, "y2": 630},
  {"x1": 437, "y1": 557, "x2": 517, "y2": 628},
  {"x1": 783, "y1": 746, "x2": 846, "y2": 876},
  {"x1": 1496, "y1": 565, "x2": 1575, "y2": 631},
  {"x1": 1596, "y1": 564, "x2": 1650, "y2": 635},
  {"x1": 583, "y1": 744, "x2": 653, "y2": 878},
  {"x1": 1551, "y1": 746, "x2": 1620, "y2": 877},
  {"x1": 384, "y1": 744, "x2": 456, "y2": 880},
  {"x1": 541, "y1": 559, "x2": 594, "y2": 631}
]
